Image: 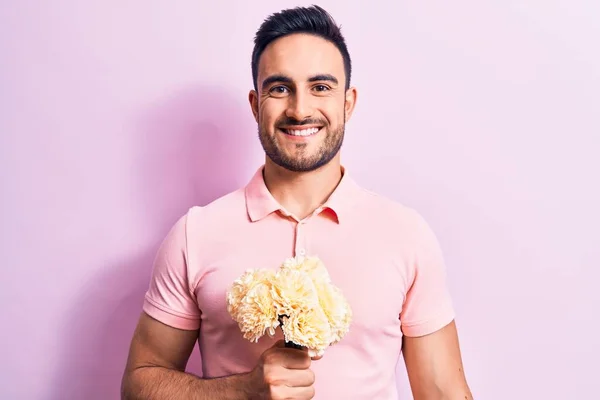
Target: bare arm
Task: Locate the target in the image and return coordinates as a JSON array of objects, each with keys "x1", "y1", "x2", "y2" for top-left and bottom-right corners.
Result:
[
  {"x1": 121, "y1": 312, "x2": 254, "y2": 400},
  {"x1": 403, "y1": 320, "x2": 473, "y2": 400}
]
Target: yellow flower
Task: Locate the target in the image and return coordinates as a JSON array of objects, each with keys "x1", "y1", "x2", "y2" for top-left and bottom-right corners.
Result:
[
  {"x1": 269, "y1": 267, "x2": 319, "y2": 317},
  {"x1": 226, "y1": 255, "x2": 352, "y2": 355},
  {"x1": 235, "y1": 280, "x2": 280, "y2": 342},
  {"x1": 227, "y1": 269, "x2": 272, "y2": 330},
  {"x1": 280, "y1": 305, "x2": 332, "y2": 357},
  {"x1": 315, "y1": 282, "x2": 353, "y2": 343},
  {"x1": 282, "y1": 255, "x2": 331, "y2": 285}
]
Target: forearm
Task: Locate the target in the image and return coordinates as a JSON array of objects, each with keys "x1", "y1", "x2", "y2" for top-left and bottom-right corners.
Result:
[
  {"x1": 121, "y1": 366, "x2": 255, "y2": 400},
  {"x1": 410, "y1": 379, "x2": 474, "y2": 400},
  {"x1": 412, "y1": 385, "x2": 473, "y2": 400},
  {"x1": 412, "y1": 391, "x2": 472, "y2": 400},
  {"x1": 442, "y1": 389, "x2": 474, "y2": 400},
  {"x1": 447, "y1": 386, "x2": 473, "y2": 400}
]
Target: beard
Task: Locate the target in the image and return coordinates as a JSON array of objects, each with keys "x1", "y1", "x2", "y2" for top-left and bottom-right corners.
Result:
[{"x1": 258, "y1": 115, "x2": 346, "y2": 173}]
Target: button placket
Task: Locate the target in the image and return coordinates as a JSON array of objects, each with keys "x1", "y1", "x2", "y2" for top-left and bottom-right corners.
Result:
[{"x1": 295, "y1": 219, "x2": 307, "y2": 258}]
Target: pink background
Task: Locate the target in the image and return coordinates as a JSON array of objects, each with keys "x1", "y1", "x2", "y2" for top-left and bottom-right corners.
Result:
[{"x1": 1, "y1": 1, "x2": 598, "y2": 399}]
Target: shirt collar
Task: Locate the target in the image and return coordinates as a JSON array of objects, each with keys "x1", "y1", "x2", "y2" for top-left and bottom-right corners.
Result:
[{"x1": 245, "y1": 165, "x2": 361, "y2": 223}]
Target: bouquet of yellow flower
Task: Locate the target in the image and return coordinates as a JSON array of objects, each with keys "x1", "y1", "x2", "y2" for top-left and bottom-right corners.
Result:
[{"x1": 226, "y1": 255, "x2": 352, "y2": 357}]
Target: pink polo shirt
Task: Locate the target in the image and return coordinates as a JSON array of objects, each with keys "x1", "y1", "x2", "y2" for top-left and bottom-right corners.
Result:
[{"x1": 143, "y1": 165, "x2": 455, "y2": 399}]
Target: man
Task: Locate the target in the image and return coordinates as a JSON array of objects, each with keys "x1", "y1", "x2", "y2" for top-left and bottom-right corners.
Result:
[{"x1": 121, "y1": 5, "x2": 473, "y2": 400}]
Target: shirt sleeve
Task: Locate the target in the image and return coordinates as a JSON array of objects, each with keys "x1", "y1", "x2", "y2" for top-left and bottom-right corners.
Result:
[
  {"x1": 142, "y1": 211, "x2": 202, "y2": 330},
  {"x1": 400, "y1": 212, "x2": 455, "y2": 337}
]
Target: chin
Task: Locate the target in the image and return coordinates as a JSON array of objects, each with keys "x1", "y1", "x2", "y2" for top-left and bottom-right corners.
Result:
[{"x1": 271, "y1": 154, "x2": 332, "y2": 173}]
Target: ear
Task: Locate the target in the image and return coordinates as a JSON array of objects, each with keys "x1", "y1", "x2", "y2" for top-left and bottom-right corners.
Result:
[
  {"x1": 344, "y1": 87, "x2": 358, "y2": 122},
  {"x1": 249, "y1": 90, "x2": 259, "y2": 123}
]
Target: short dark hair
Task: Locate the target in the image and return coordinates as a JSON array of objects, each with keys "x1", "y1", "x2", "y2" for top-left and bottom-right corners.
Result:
[{"x1": 251, "y1": 5, "x2": 352, "y2": 91}]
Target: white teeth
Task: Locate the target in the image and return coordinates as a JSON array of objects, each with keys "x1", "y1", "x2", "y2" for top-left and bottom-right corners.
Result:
[{"x1": 285, "y1": 128, "x2": 320, "y2": 136}]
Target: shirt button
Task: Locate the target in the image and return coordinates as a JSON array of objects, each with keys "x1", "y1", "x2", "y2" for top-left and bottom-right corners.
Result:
[{"x1": 298, "y1": 248, "x2": 306, "y2": 256}]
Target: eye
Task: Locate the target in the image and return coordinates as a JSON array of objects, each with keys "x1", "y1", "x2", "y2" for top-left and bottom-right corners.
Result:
[
  {"x1": 313, "y1": 84, "x2": 330, "y2": 92},
  {"x1": 269, "y1": 86, "x2": 289, "y2": 95}
]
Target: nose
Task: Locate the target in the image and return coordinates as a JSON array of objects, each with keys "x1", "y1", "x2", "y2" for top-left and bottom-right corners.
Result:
[{"x1": 285, "y1": 90, "x2": 313, "y2": 121}]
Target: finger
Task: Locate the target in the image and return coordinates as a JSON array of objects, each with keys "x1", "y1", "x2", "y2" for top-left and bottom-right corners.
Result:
[
  {"x1": 264, "y1": 347, "x2": 311, "y2": 370},
  {"x1": 276, "y1": 349, "x2": 312, "y2": 370},
  {"x1": 296, "y1": 385, "x2": 316, "y2": 399},
  {"x1": 311, "y1": 354, "x2": 323, "y2": 361},
  {"x1": 285, "y1": 368, "x2": 315, "y2": 387},
  {"x1": 271, "y1": 383, "x2": 315, "y2": 399}
]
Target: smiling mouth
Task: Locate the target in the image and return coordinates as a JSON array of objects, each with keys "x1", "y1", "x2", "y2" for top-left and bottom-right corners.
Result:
[{"x1": 280, "y1": 127, "x2": 322, "y2": 137}]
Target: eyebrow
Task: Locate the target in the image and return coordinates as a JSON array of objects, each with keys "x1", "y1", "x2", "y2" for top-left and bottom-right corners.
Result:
[
  {"x1": 308, "y1": 74, "x2": 338, "y2": 85},
  {"x1": 261, "y1": 74, "x2": 339, "y2": 91},
  {"x1": 261, "y1": 74, "x2": 292, "y2": 91}
]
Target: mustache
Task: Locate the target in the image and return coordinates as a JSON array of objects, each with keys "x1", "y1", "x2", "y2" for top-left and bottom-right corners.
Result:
[{"x1": 276, "y1": 117, "x2": 326, "y2": 127}]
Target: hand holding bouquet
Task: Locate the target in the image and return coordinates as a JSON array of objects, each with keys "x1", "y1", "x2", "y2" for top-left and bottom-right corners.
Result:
[{"x1": 226, "y1": 255, "x2": 352, "y2": 358}]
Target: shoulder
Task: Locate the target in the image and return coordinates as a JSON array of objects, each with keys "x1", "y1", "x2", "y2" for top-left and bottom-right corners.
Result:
[
  {"x1": 355, "y1": 185, "x2": 430, "y2": 232},
  {"x1": 184, "y1": 187, "x2": 247, "y2": 227},
  {"x1": 162, "y1": 187, "x2": 248, "y2": 250},
  {"x1": 162, "y1": 187, "x2": 248, "y2": 276},
  {"x1": 348, "y1": 184, "x2": 443, "y2": 260}
]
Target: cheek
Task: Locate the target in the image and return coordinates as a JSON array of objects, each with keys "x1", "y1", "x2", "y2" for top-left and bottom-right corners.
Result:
[
  {"x1": 318, "y1": 98, "x2": 344, "y2": 124},
  {"x1": 259, "y1": 101, "x2": 283, "y2": 126},
  {"x1": 322, "y1": 111, "x2": 341, "y2": 128}
]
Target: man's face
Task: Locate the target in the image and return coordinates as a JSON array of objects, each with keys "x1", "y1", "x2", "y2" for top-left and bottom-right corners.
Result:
[{"x1": 250, "y1": 33, "x2": 357, "y2": 172}]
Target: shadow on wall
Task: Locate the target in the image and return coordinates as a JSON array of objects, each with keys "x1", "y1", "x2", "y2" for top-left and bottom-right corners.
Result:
[{"x1": 49, "y1": 86, "x2": 258, "y2": 400}]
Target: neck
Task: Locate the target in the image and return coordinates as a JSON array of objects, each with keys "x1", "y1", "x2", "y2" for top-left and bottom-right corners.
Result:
[{"x1": 263, "y1": 158, "x2": 343, "y2": 220}]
